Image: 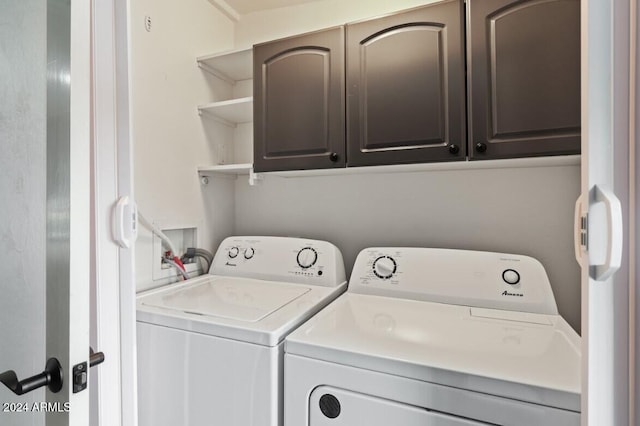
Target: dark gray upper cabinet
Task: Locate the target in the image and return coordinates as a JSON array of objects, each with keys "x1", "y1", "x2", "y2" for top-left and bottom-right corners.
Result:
[
  {"x1": 252, "y1": 0, "x2": 580, "y2": 172},
  {"x1": 346, "y1": 0, "x2": 466, "y2": 167},
  {"x1": 467, "y1": 0, "x2": 581, "y2": 160},
  {"x1": 253, "y1": 27, "x2": 345, "y2": 172}
]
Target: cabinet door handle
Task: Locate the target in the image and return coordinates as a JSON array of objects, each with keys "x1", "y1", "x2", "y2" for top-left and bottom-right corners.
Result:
[
  {"x1": 475, "y1": 142, "x2": 487, "y2": 153},
  {"x1": 448, "y1": 144, "x2": 460, "y2": 154},
  {"x1": 329, "y1": 153, "x2": 339, "y2": 162}
]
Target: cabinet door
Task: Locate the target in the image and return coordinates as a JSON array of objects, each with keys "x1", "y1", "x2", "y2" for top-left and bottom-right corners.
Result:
[
  {"x1": 346, "y1": 0, "x2": 466, "y2": 167},
  {"x1": 254, "y1": 27, "x2": 345, "y2": 172},
  {"x1": 468, "y1": 0, "x2": 580, "y2": 160}
]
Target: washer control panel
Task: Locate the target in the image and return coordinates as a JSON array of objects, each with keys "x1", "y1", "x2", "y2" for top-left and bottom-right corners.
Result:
[
  {"x1": 212, "y1": 236, "x2": 346, "y2": 287},
  {"x1": 349, "y1": 247, "x2": 558, "y2": 315}
]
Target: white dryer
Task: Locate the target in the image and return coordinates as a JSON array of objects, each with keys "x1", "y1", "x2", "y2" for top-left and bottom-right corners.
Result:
[
  {"x1": 285, "y1": 248, "x2": 580, "y2": 425},
  {"x1": 136, "y1": 236, "x2": 346, "y2": 426}
]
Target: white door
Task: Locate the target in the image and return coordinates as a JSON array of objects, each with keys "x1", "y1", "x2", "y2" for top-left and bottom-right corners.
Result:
[
  {"x1": 579, "y1": 0, "x2": 635, "y2": 424},
  {"x1": 0, "y1": 0, "x2": 91, "y2": 425}
]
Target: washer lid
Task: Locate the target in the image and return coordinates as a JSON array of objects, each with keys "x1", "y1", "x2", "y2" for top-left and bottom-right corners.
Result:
[
  {"x1": 141, "y1": 277, "x2": 310, "y2": 322},
  {"x1": 285, "y1": 293, "x2": 581, "y2": 412},
  {"x1": 137, "y1": 275, "x2": 347, "y2": 346}
]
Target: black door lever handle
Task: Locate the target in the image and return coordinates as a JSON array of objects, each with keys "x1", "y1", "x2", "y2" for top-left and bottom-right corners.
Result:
[
  {"x1": 89, "y1": 347, "x2": 105, "y2": 368},
  {"x1": 0, "y1": 358, "x2": 63, "y2": 395},
  {"x1": 2, "y1": 348, "x2": 105, "y2": 396}
]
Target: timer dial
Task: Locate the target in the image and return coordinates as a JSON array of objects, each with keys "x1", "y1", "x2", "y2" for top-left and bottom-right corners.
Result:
[
  {"x1": 228, "y1": 247, "x2": 239, "y2": 258},
  {"x1": 244, "y1": 247, "x2": 255, "y2": 259},
  {"x1": 297, "y1": 247, "x2": 318, "y2": 269},
  {"x1": 373, "y1": 256, "x2": 397, "y2": 279}
]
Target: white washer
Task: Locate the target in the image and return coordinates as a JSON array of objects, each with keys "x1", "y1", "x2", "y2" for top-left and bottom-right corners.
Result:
[
  {"x1": 137, "y1": 236, "x2": 346, "y2": 426},
  {"x1": 285, "y1": 248, "x2": 581, "y2": 426}
]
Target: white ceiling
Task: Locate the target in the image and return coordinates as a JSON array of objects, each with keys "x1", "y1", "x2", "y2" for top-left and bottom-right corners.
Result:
[{"x1": 222, "y1": 0, "x2": 321, "y2": 15}]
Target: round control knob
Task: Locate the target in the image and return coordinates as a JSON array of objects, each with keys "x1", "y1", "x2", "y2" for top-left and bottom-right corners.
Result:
[
  {"x1": 228, "y1": 247, "x2": 239, "y2": 259},
  {"x1": 502, "y1": 269, "x2": 520, "y2": 285},
  {"x1": 373, "y1": 256, "x2": 397, "y2": 279},
  {"x1": 244, "y1": 247, "x2": 255, "y2": 259},
  {"x1": 297, "y1": 247, "x2": 318, "y2": 269}
]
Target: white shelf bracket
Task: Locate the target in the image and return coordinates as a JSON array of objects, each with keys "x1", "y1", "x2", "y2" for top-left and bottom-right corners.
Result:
[
  {"x1": 197, "y1": 108, "x2": 238, "y2": 128},
  {"x1": 197, "y1": 62, "x2": 236, "y2": 86},
  {"x1": 248, "y1": 168, "x2": 263, "y2": 186}
]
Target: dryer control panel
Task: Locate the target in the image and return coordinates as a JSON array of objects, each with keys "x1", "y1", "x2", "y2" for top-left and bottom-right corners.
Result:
[
  {"x1": 211, "y1": 236, "x2": 347, "y2": 287},
  {"x1": 349, "y1": 248, "x2": 558, "y2": 315}
]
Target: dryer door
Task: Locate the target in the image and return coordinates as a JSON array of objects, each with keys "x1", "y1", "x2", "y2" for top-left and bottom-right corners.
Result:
[{"x1": 309, "y1": 386, "x2": 489, "y2": 425}]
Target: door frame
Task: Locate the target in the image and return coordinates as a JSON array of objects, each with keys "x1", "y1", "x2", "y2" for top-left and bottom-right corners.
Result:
[
  {"x1": 631, "y1": 0, "x2": 639, "y2": 421},
  {"x1": 88, "y1": 0, "x2": 640, "y2": 425},
  {"x1": 581, "y1": 0, "x2": 636, "y2": 425},
  {"x1": 90, "y1": 0, "x2": 138, "y2": 425}
]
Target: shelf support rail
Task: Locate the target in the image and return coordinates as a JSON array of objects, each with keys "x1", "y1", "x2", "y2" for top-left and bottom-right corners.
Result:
[{"x1": 249, "y1": 167, "x2": 263, "y2": 186}]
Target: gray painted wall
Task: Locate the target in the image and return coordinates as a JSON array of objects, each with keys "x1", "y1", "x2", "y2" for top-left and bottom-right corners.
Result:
[
  {"x1": 235, "y1": 164, "x2": 582, "y2": 332},
  {"x1": 0, "y1": 1, "x2": 46, "y2": 425}
]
